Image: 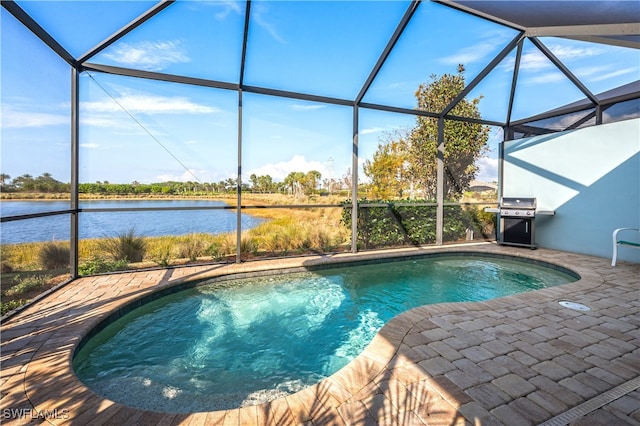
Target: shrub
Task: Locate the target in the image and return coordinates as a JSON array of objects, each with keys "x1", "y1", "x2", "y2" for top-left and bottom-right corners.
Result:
[
  {"x1": 78, "y1": 258, "x2": 129, "y2": 276},
  {"x1": 179, "y1": 235, "x2": 205, "y2": 261},
  {"x1": 239, "y1": 233, "x2": 258, "y2": 255},
  {"x1": 341, "y1": 199, "x2": 486, "y2": 248},
  {"x1": 308, "y1": 227, "x2": 334, "y2": 252},
  {"x1": 104, "y1": 229, "x2": 146, "y2": 263},
  {"x1": 206, "y1": 241, "x2": 225, "y2": 260},
  {"x1": 260, "y1": 232, "x2": 284, "y2": 255},
  {"x1": 1, "y1": 299, "x2": 29, "y2": 316},
  {"x1": 4, "y1": 274, "x2": 49, "y2": 297},
  {"x1": 149, "y1": 241, "x2": 173, "y2": 267},
  {"x1": 38, "y1": 242, "x2": 70, "y2": 269},
  {"x1": 220, "y1": 235, "x2": 236, "y2": 256},
  {"x1": 1, "y1": 262, "x2": 13, "y2": 273},
  {"x1": 466, "y1": 207, "x2": 497, "y2": 239}
]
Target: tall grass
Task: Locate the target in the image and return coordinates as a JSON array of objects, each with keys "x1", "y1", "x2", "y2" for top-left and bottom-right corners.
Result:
[
  {"x1": 247, "y1": 210, "x2": 348, "y2": 255},
  {"x1": 104, "y1": 229, "x2": 146, "y2": 262},
  {"x1": 1, "y1": 204, "x2": 349, "y2": 273},
  {"x1": 177, "y1": 234, "x2": 206, "y2": 261},
  {"x1": 38, "y1": 242, "x2": 70, "y2": 269}
]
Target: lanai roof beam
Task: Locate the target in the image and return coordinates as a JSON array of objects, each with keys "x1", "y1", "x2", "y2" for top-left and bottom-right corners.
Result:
[
  {"x1": 79, "y1": 1, "x2": 175, "y2": 64},
  {"x1": 2, "y1": 0, "x2": 77, "y2": 67}
]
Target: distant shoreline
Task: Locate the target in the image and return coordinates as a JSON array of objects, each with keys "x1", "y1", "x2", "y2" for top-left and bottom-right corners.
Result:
[{"x1": 0, "y1": 193, "x2": 234, "y2": 202}]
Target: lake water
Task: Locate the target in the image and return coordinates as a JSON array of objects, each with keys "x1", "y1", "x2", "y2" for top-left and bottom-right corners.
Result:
[{"x1": 0, "y1": 200, "x2": 265, "y2": 244}]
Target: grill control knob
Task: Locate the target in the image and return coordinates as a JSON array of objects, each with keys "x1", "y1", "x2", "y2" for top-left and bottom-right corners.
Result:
[{"x1": 515, "y1": 211, "x2": 520, "y2": 215}]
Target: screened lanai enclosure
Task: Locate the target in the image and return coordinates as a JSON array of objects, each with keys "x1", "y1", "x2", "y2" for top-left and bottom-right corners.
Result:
[{"x1": 1, "y1": 0, "x2": 639, "y2": 287}]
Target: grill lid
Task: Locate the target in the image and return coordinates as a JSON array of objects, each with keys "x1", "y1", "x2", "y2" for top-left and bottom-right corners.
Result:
[{"x1": 500, "y1": 197, "x2": 536, "y2": 209}]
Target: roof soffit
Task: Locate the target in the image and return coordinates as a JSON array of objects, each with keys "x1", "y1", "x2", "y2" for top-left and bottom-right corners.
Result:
[{"x1": 435, "y1": 0, "x2": 640, "y2": 49}]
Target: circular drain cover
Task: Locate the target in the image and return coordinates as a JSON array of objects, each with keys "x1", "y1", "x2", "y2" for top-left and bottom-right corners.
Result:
[{"x1": 559, "y1": 301, "x2": 591, "y2": 311}]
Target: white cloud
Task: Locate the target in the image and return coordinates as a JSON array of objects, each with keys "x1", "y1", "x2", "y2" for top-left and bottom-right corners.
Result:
[
  {"x1": 186, "y1": 0, "x2": 242, "y2": 20},
  {"x1": 80, "y1": 116, "x2": 123, "y2": 128},
  {"x1": 527, "y1": 71, "x2": 566, "y2": 84},
  {"x1": 102, "y1": 40, "x2": 190, "y2": 71},
  {"x1": 387, "y1": 81, "x2": 410, "y2": 90},
  {"x1": 557, "y1": 112, "x2": 593, "y2": 129},
  {"x1": 589, "y1": 67, "x2": 638, "y2": 82},
  {"x1": 82, "y1": 93, "x2": 219, "y2": 115},
  {"x1": 548, "y1": 44, "x2": 603, "y2": 61},
  {"x1": 156, "y1": 168, "x2": 221, "y2": 184},
  {"x1": 252, "y1": 4, "x2": 286, "y2": 45},
  {"x1": 518, "y1": 50, "x2": 553, "y2": 71},
  {"x1": 475, "y1": 156, "x2": 499, "y2": 182},
  {"x1": 80, "y1": 143, "x2": 101, "y2": 149},
  {"x1": 247, "y1": 155, "x2": 328, "y2": 181},
  {"x1": 503, "y1": 42, "x2": 604, "y2": 73},
  {"x1": 573, "y1": 65, "x2": 612, "y2": 78},
  {"x1": 1, "y1": 107, "x2": 68, "y2": 128},
  {"x1": 603, "y1": 110, "x2": 640, "y2": 122},
  {"x1": 360, "y1": 127, "x2": 386, "y2": 135},
  {"x1": 440, "y1": 41, "x2": 499, "y2": 66},
  {"x1": 290, "y1": 104, "x2": 326, "y2": 111},
  {"x1": 212, "y1": 1, "x2": 243, "y2": 20}
]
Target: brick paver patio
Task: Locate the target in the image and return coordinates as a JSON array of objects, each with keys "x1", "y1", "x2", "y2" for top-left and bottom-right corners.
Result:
[{"x1": 1, "y1": 243, "x2": 638, "y2": 425}]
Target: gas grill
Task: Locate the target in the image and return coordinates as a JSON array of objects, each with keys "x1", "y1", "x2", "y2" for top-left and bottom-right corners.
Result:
[
  {"x1": 499, "y1": 197, "x2": 538, "y2": 248},
  {"x1": 484, "y1": 197, "x2": 554, "y2": 248}
]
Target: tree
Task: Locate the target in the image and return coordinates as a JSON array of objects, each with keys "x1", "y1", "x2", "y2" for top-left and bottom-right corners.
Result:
[
  {"x1": 342, "y1": 168, "x2": 353, "y2": 197},
  {"x1": 12, "y1": 174, "x2": 35, "y2": 191},
  {"x1": 409, "y1": 64, "x2": 489, "y2": 199},
  {"x1": 284, "y1": 172, "x2": 305, "y2": 196},
  {"x1": 249, "y1": 174, "x2": 259, "y2": 192},
  {"x1": 363, "y1": 130, "x2": 410, "y2": 199},
  {"x1": 248, "y1": 174, "x2": 275, "y2": 193},
  {"x1": 0, "y1": 173, "x2": 12, "y2": 192},
  {"x1": 224, "y1": 178, "x2": 238, "y2": 193},
  {"x1": 256, "y1": 174, "x2": 274, "y2": 193},
  {"x1": 365, "y1": 65, "x2": 489, "y2": 200},
  {"x1": 302, "y1": 170, "x2": 321, "y2": 195},
  {"x1": 35, "y1": 173, "x2": 59, "y2": 192}
]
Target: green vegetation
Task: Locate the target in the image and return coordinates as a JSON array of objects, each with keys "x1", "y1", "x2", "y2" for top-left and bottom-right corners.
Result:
[
  {"x1": 104, "y1": 229, "x2": 147, "y2": 263},
  {"x1": 1, "y1": 169, "x2": 348, "y2": 199},
  {"x1": 0, "y1": 172, "x2": 68, "y2": 193},
  {"x1": 1, "y1": 299, "x2": 30, "y2": 316},
  {"x1": 77, "y1": 258, "x2": 130, "y2": 275},
  {"x1": 4, "y1": 274, "x2": 50, "y2": 297},
  {"x1": 1, "y1": 272, "x2": 69, "y2": 316},
  {"x1": 364, "y1": 65, "x2": 489, "y2": 200},
  {"x1": 178, "y1": 234, "x2": 207, "y2": 262},
  {"x1": 342, "y1": 200, "x2": 495, "y2": 249},
  {"x1": 38, "y1": 242, "x2": 70, "y2": 269}
]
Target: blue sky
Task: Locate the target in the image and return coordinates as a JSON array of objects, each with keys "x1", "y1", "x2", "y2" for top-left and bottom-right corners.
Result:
[{"x1": 2, "y1": 0, "x2": 639, "y2": 187}]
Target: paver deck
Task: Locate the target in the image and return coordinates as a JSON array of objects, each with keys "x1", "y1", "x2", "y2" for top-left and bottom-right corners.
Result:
[{"x1": 1, "y1": 243, "x2": 639, "y2": 425}]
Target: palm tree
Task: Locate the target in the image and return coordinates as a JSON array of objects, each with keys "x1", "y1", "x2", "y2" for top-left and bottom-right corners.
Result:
[
  {"x1": 284, "y1": 171, "x2": 305, "y2": 196},
  {"x1": 303, "y1": 170, "x2": 322, "y2": 195}
]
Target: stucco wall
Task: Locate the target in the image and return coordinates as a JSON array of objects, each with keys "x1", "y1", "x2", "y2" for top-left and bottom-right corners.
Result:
[{"x1": 502, "y1": 118, "x2": 640, "y2": 263}]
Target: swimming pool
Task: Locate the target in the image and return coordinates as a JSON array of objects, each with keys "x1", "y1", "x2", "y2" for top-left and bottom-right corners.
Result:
[{"x1": 73, "y1": 253, "x2": 578, "y2": 413}]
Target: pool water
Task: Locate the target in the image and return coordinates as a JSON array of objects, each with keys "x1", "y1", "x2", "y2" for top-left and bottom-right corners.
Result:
[{"x1": 73, "y1": 255, "x2": 577, "y2": 413}]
